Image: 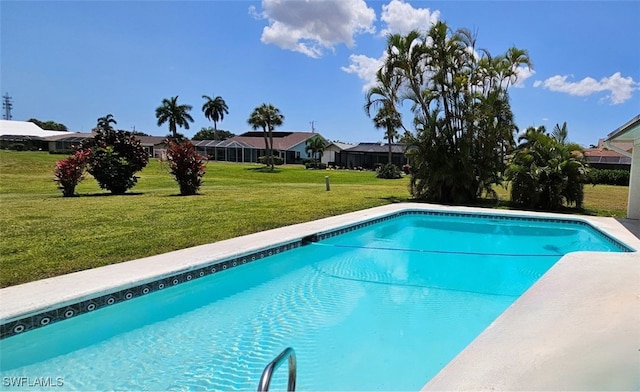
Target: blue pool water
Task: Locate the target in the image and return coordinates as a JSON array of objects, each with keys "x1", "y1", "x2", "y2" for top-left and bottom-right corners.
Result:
[{"x1": 0, "y1": 213, "x2": 628, "y2": 390}]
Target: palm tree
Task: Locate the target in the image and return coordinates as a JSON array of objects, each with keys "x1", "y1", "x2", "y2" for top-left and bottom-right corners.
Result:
[
  {"x1": 155, "y1": 96, "x2": 194, "y2": 138},
  {"x1": 552, "y1": 121, "x2": 568, "y2": 144},
  {"x1": 305, "y1": 135, "x2": 326, "y2": 163},
  {"x1": 96, "y1": 114, "x2": 117, "y2": 131},
  {"x1": 247, "y1": 104, "x2": 284, "y2": 170},
  {"x1": 201, "y1": 94, "x2": 229, "y2": 140},
  {"x1": 506, "y1": 125, "x2": 588, "y2": 210},
  {"x1": 372, "y1": 102, "x2": 402, "y2": 164}
]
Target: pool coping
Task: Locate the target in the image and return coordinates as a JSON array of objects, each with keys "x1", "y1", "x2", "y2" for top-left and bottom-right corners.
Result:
[{"x1": 1, "y1": 203, "x2": 639, "y2": 389}]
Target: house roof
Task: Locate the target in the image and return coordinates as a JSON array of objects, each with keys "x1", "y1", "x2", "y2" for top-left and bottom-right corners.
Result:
[
  {"x1": 0, "y1": 120, "x2": 70, "y2": 138},
  {"x1": 326, "y1": 142, "x2": 355, "y2": 150},
  {"x1": 229, "y1": 131, "x2": 321, "y2": 150},
  {"x1": 584, "y1": 148, "x2": 632, "y2": 165},
  {"x1": 606, "y1": 114, "x2": 640, "y2": 142},
  {"x1": 344, "y1": 142, "x2": 405, "y2": 154},
  {"x1": 192, "y1": 139, "x2": 256, "y2": 149},
  {"x1": 43, "y1": 132, "x2": 93, "y2": 142}
]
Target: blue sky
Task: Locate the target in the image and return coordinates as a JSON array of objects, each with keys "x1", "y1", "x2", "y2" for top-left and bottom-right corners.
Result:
[{"x1": 2, "y1": 0, "x2": 638, "y2": 146}]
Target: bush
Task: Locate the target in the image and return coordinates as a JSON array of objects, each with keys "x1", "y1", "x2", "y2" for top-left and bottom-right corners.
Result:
[
  {"x1": 54, "y1": 150, "x2": 89, "y2": 197},
  {"x1": 258, "y1": 155, "x2": 284, "y2": 165},
  {"x1": 79, "y1": 129, "x2": 149, "y2": 194},
  {"x1": 587, "y1": 169, "x2": 630, "y2": 186},
  {"x1": 304, "y1": 162, "x2": 327, "y2": 170},
  {"x1": 376, "y1": 162, "x2": 402, "y2": 179},
  {"x1": 166, "y1": 140, "x2": 206, "y2": 195}
]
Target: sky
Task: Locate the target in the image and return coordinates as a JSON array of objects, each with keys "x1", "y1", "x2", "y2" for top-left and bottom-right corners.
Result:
[{"x1": 1, "y1": 0, "x2": 639, "y2": 147}]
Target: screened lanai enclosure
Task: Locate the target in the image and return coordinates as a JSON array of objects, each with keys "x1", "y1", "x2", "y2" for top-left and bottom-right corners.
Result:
[{"x1": 192, "y1": 140, "x2": 262, "y2": 163}]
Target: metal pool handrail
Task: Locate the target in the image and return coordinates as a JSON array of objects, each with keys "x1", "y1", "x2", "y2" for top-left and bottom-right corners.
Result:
[{"x1": 257, "y1": 347, "x2": 297, "y2": 392}]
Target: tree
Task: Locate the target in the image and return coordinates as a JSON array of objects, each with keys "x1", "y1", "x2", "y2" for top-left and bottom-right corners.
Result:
[
  {"x1": 96, "y1": 114, "x2": 117, "y2": 131},
  {"x1": 305, "y1": 135, "x2": 326, "y2": 163},
  {"x1": 165, "y1": 140, "x2": 206, "y2": 195},
  {"x1": 155, "y1": 96, "x2": 194, "y2": 138},
  {"x1": 79, "y1": 127, "x2": 149, "y2": 194},
  {"x1": 373, "y1": 102, "x2": 402, "y2": 164},
  {"x1": 247, "y1": 104, "x2": 284, "y2": 170},
  {"x1": 552, "y1": 121, "x2": 568, "y2": 144},
  {"x1": 380, "y1": 22, "x2": 530, "y2": 203},
  {"x1": 505, "y1": 125, "x2": 589, "y2": 210},
  {"x1": 28, "y1": 118, "x2": 68, "y2": 131},
  {"x1": 192, "y1": 127, "x2": 235, "y2": 141},
  {"x1": 365, "y1": 67, "x2": 404, "y2": 164},
  {"x1": 202, "y1": 94, "x2": 229, "y2": 140}
]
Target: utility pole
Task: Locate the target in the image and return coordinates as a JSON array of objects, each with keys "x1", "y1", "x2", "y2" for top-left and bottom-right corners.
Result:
[
  {"x1": 2, "y1": 93, "x2": 13, "y2": 120},
  {"x1": 310, "y1": 120, "x2": 316, "y2": 133}
]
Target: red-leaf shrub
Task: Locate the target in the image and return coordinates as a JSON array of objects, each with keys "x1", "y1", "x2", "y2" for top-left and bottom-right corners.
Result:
[
  {"x1": 166, "y1": 140, "x2": 206, "y2": 195},
  {"x1": 54, "y1": 150, "x2": 90, "y2": 197}
]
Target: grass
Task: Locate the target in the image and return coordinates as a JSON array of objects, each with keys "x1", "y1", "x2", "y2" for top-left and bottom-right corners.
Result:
[{"x1": 0, "y1": 150, "x2": 629, "y2": 287}]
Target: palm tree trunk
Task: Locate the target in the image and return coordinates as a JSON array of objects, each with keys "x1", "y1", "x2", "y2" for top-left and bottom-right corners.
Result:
[
  {"x1": 262, "y1": 126, "x2": 269, "y2": 167},
  {"x1": 268, "y1": 127, "x2": 274, "y2": 170}
]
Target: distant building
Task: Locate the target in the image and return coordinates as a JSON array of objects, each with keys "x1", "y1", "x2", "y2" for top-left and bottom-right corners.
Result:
[
  {"x1": 194, "y1": 131, "x2": 326, "y2": 164},
  {"x1": 0, "y1": 120, "x2": 69, "y2": 150},
  {"x1": 0, "y1": 120, "x2": 165, "y2": 156},
  {"x1": 584, "y1": 138, "x2": 633, "y2": 170},
  {"x1": 334, "y1": 142, "x2": 408, "y2": 169},
  {"x1": 321, "y1": 142, "x2": 355, "y2": 165}
]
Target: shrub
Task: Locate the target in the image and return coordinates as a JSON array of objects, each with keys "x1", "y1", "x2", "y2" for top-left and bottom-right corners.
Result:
[
  {"x1": 79, "y1": 129, "x2": 149, "y2": 194},
  {"x1": 258, "y1": 155, "x2": 284, "y2": 165},
  {"x1": 166, "y1": 140, "x2": 206, "y2": 195},
  {"x1": 376, "y1": 162, "x2": 402, "y2": 179},
  {"x1": 304, "y1": 162, "x2": 327, "y2": 170},
  {"x1": 587, "y1": 169, "x2": 630, "y2": 186},
  {"x1": 506, "y1": 127, "x2": 589, "y2": 210},
  {"x1": 54, "y1": 150, "x2": 90, "y2": 197}
]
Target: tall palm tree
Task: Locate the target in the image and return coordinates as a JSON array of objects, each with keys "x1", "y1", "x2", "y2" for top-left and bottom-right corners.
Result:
[
  {"x1": 155, "y1": 96, "x2": 194, "y2": 138},
  {"x1": 372, "y1": 102, "x2": 402, "y2": 164},
  {"x1": 201, "y1": 94, "x2": 229, "y2": 140},
  {"x1": 247, "y1": 103, "x2": 284, "y2": 170},
  {"x1": 96, "y1": 114, "x2": 117, "y2": 131}
]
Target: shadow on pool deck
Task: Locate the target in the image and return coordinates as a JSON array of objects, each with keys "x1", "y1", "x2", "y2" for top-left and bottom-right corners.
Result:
[{"x1": 616, "y1": 218, "x2": 640, "y2": 240}]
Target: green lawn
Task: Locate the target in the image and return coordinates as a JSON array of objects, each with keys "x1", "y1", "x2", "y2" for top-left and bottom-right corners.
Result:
[{"x1": 0, "y1": 151, "x2": 629, "y2": 287}]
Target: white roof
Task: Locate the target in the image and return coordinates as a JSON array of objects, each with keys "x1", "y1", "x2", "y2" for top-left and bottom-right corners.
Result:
[{"x1": 0, "y1": 120, "x2": 70, "y2": 138}]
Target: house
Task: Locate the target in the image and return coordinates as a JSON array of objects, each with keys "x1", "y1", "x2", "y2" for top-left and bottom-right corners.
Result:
[
  {"x1": 321, "y1": 142, "x2": 355, "y2": 165},
  {"x1": 584, "y1": 138, "x2": 633, "y2": 170},
  {"x1": 192, "y1": 139, "x2": 260, "y2": 162},
  {"x1": 603, "y1": 114, "x2": 640, "y2": 219},
  {"x1": 334, "y1": 143, "x2": 408, "y2": 169},
  {"x1": 0, "y1": 120, "x2": 166, "y2": 156},
  {"x1": 195, "y1": 131, "x2": 326, "y2": 164},
  {"x1": 0, "y1": 120, "x2": 69, "y2": 150}
]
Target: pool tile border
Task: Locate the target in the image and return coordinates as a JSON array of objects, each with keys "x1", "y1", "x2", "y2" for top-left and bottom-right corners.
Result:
[
  {"x1": 0, "y1": 240, "x2": 303, "y2": 340},
  {"x1": 0, "y1": 208, "x2": 632, "y2": 340}
]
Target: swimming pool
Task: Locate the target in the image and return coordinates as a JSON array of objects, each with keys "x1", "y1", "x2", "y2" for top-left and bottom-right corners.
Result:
[{"x1": 0, "y1": 206, "x2": 635, "y2": 390}]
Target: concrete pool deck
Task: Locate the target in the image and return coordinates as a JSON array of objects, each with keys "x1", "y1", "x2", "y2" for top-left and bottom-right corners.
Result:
[{"x1": 1, "y1": 203, "x2": 639, "y2": 390}]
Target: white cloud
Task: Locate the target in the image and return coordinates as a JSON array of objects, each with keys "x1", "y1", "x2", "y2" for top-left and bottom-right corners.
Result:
[
  {"x1": 511, "y1": 66, "x2": 536, "y2": 88},
  {"x1": 533, "y1": 72, "x2": 639, "y2": 104},
  {"x1": 341, "y1": 53, "x2": 386, "y2": 92},
  {"x1": 380, "y1": 0, "x2": 439, "y2": 36},
  {"x1": 253, "y1": 0, "x2": 376, "y2": 59}
]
